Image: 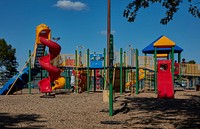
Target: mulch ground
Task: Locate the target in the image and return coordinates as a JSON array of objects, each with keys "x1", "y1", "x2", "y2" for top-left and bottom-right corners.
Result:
[{"x1": 0, "y1": 89, "x2": 199, "y2": 129}]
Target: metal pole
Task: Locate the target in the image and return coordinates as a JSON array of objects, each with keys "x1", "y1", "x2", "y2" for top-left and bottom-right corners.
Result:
[
  {"x1": 144, "y1": 53, "x2": 147, "y2": 79},
  {"x1": 171, "y1": 46, "x2": 175, "y2": 83},
  {"x1": 107, "y1": 0, "x2": 113, "y2": 117},
  {"x1": 154, "y1": 47, "x2": 157, "y2": 94},
  {"x1": 75, "y1": 50, "x2": 78, "y2": 93},
  {"x1": 120, "y1": 48, "x2": 123, "y2": 94},
  {"x1": 87, "y1": 49, "x2": 90, "y2": 93},
  {"x1": 94, "y1": 69, "x2": 96, "y2": 92},
  {"x1": 178, "y1": 53, "x2": 182, "y2": 78},
  {"x1": 28, "y1": 50, "x2": 31, "y2": 94},
  {"x1": 64, "y1": 69, "x2": 67, "y2": 92},
  {"x1": 109, "y1": 34, "x2": 113, "y2": 116},
  {"x1": 107, "y1": 0, "x2": 111, "y2": 91},
  {"x1": 135, "y1": 49, "x2": 139, "y2": 94},
  {"x1": 103, "y1": 48, "x2": 106, "y2": 90}
]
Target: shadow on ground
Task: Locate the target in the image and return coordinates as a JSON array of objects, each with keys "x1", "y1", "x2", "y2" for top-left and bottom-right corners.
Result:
[
  {"x1": 0, "y1": 113, "x2": 52, "y2": 129},
  {"x1": 113, "y1": 94, "x2": 200, "y2": 129}
]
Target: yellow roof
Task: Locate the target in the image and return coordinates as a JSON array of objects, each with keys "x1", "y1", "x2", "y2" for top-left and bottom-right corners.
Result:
[{"x1": 153, "y1": 36, "x2": 175, "y2": 47}]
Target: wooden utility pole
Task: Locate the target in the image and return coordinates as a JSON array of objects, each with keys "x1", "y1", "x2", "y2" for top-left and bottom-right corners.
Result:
[
  {"x1": 107, "y1": 0, "x2": 111, "y2": 86},
  {"x1": 107, "y1": 0, "x2": 114, "y2": 116}
]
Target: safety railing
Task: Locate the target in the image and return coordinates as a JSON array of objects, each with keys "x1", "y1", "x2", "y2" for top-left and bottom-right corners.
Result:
[{"x1": 181, "y1": 63, "x2": 200, "y2": 76}]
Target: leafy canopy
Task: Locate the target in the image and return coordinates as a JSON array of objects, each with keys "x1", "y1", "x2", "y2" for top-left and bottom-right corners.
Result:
[
  {"x1": 187, "y1": 60, "x2": 196, "y2": 64},
  {"x1": 0, "y1": 39, "x2": 18, "y2": 78},
  {"x1": 123, "y1": 0, "x2": 200, "y2": 24}
]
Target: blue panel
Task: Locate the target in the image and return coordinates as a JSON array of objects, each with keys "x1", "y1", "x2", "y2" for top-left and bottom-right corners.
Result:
[{"x1": 90, "y1": 54, "x2": 104, "y2": 68}]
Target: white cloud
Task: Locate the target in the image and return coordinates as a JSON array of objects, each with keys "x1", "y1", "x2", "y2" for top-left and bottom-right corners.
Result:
[
  {"x1": 54, "y1": 0, "x2": 87, "y2": 11},
  {"x1": 100, "y1": 30, "x2": 116, "y2": 35}
]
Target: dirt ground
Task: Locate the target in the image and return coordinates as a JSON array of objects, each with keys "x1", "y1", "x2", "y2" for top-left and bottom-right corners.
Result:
[{"x1": 0, "y1": 89, "x2": 199, "y2": 129}]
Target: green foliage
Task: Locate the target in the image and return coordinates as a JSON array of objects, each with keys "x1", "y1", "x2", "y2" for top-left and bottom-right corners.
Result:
[
  {"x1": 187, "y1": 60, "x2": 196, "y2": 64},
  {"x1": 0, "y1": 39, "x2": 18, "y2": 78},
  {"x1": 123, "y1": 0, "x2": 200, "y2": 24}
]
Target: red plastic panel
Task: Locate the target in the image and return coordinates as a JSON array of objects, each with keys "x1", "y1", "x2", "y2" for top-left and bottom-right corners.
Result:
[
  {"x1": 157, "y1": 72, "x2": 174, "y2": 98},
  {"x1": 157, "y1": 60, "x2": 171, "y2": 73},
  {"x1": 157, "y1": 60, "x2": 174, "y2": 99}
]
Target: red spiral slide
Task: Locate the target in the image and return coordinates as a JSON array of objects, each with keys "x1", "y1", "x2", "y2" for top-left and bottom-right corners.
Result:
[{"x1": 38, "y1": 37, "x2": 61, "y2": 93}]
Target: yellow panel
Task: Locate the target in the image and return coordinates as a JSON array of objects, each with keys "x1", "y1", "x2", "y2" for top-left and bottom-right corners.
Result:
[
  {"x1": 157, "y1": 54, "x2": 168, "y2": 58},
  {"x1": 153, "y1": 36, "x2": 175, "y2": 47},
  {"x1": 35, "y1": 23, "x2": 51, "y2": 44}
]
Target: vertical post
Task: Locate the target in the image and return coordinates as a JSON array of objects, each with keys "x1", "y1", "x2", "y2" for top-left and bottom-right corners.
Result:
[
  {"x1": 171, "y1": 46, "x2": 175, "y2": 83},
  {"x1": 107, "y1": 0, "x2": 111, "y2": 90},
  {"x1": 94, "y1": 69, "x2": 96, "y2": 92},
  {"x1": 28, "y1": 50, "x2": 31, "y2": 94},
  {"x1": 120, "y1": 48, "x2": 123, "y2": 94},
  {"x1": 87, "y1": 49, "x2": 90, "y2": 93},
  {"x1": 103, "y1": 48, "x2": 106, "y2": 90},
  {"x1": 69, "y1": 69, "x2": 71, "y2": 90},
  {"x1": 178, "y1": 53, "x2": 182, "y2": 78},
  {"x1": 144, "y1": 53, "x2": 147, "y2": 79},
  {"x1": 109, "y1": 34, "x2": 114, "y2": 116},
  {"x1": 64, "y1": 69, "x2": 67, "y2": 92},
  {"x1": 67, "y1": 68, "x2": 71, "y2": 90},
  {"x1": 135, "y1": 49, "x2": 139, "y2": 94},
  {"x1": 75, "y1": 50, "x2": 78, "y2": 93},
  {"x1": 154, "y1": 47, "x2": 157, "y2": 93}
]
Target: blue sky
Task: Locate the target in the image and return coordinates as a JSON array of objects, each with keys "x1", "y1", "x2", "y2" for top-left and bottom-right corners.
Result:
[{"x1": 0, "y1": 0, "x2": 199, "y2": 70}]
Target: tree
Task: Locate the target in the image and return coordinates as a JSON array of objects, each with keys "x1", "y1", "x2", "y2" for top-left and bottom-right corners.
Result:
[
  {"x1": 0, "y1": 39, "x2": 18, "y2": 78},
  {"x1": 188, "y1": 60, "x2": 196, "y2": 64},
  {"x1": 123, "y1": 0, "x2": 200, "y2": 24}
]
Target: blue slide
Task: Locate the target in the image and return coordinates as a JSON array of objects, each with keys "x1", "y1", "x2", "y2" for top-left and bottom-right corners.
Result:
[{"x1": 0, "y1": 67, "x2": 30, "y2": 95}]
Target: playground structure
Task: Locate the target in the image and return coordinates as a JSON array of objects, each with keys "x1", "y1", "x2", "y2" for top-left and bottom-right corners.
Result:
[
  {"x1": 33, "y1": 24, "x2": 66, "y2": 96},
  {"x1": 1, "y1": 24, "x2": 200, "y2": 96},
  {"x1": 50, "y1": 35, "x2": 200, "y2": 95},
  {"x1": 0, "y1": 24, "x2": 66, "y2": 95}
]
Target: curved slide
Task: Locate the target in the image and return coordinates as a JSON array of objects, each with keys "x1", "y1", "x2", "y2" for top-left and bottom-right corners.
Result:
[{"x1": 38, "y1": 37, "x2": 64, "y2": 93}]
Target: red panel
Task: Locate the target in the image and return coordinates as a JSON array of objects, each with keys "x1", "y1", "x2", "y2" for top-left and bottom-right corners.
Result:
[
  {"x1": 157, "y1": 60, "x2": 174, "y2": 99},
  {"x1": 157, "y1": 72, "x2": 174, "y2": 98}
]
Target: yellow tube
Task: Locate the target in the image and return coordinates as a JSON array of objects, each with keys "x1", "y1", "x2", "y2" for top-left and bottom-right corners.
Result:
[{"x1": 52, "y1": 76, "x2": 66, "y2": 90}]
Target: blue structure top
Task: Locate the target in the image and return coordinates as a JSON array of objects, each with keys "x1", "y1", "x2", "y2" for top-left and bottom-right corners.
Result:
[{"x1": 142, "y1": 36, "x2": 183, "y2": 54}]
